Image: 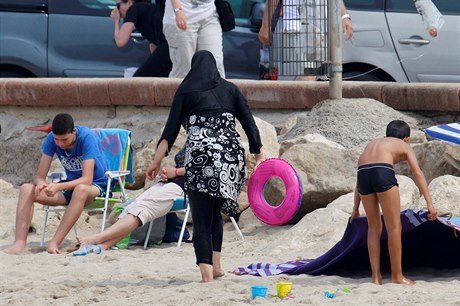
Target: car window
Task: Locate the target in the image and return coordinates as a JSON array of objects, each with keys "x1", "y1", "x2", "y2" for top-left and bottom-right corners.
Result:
[
  {"x1": 49, "y1": 0, "x2": 115, "y2": 16},
  {"x1": 386, "y1": 0, "x2": 460, "y2": 15},
  {"x1": 228, "y1": 0, "x2": 263, "y2": 19},
  {"x1": 344, "y1": 0, "x2": 384, "y2": 11}
]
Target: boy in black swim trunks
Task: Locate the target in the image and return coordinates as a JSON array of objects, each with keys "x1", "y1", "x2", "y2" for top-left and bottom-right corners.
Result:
[{"x1": 350, "y1": 120, "x2": 437, "y2": 286}]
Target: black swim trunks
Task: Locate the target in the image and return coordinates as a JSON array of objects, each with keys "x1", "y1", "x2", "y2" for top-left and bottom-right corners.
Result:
[{"x1": 357, "y1": 163, "x2": 399, "y2": 195}]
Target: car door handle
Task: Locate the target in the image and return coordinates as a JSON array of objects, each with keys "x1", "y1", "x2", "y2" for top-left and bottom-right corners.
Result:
[
  {"x1": 130, "y1": 32, "x2": 145, "y2": 43},
  {"x1": 398, "y1": 38, "x2": 430, "y2": 45}
]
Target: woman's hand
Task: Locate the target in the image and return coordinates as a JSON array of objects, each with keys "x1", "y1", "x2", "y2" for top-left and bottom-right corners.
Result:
[
  {"x1": 342, "y1": 18, "x2": 353, "y2": 40},
  {"x1": 111, "y1": 8, "x2": 120, "y2": 23},
  {"x1": 254, "y1": 152, "x2": 266, "y2": 168},
  {"x1": 159, "y1": 166, "x2": 180, "y2": 181},
  {"x1": 349, "y1": 208, "x2": 360, "y2": 223},
  {"x1": 146, "y1": 161, "x2": 161, "y2": 181},
  {"x1": 175, "y1": 11, "x2": 187, "y2": 31}
]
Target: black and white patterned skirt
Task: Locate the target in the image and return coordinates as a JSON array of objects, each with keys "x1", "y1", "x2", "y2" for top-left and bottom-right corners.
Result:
[{"x1": 184, "y1": 112, "x2": 246, "y2": 216}]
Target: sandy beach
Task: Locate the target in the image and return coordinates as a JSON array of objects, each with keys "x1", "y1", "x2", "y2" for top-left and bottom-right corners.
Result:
[
  {"x1": 1, "y1": 101, "x2": 460, "y2": 305},
  {"x1": 1, "y1": 182, "x2": 460, "y2": 306}
]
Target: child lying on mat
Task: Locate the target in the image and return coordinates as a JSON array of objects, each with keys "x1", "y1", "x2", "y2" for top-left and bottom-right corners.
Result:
[{"x1": 350, "y1": 120, "x2": 437, "y2": 285}]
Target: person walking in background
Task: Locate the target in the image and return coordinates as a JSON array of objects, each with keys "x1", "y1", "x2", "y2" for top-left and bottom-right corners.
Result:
[
  {"x1": 112, "y1": 0, "x2": 172, "y2": 77},
  {"x1": 259, "y1": 0, "x2": 352, "y2": 80},
  {"x1": 162, "y1": 0, "x2": 225, "y2": 78},
  {"x1": 147, "y1": 51, "x2": 265, "y2": 282},
  {"x1": 350, "y1": 120, "x2": 437, "y2": 285},
  {"x1": 3, "y1": 114, "x2": 109, "y2": 254}
]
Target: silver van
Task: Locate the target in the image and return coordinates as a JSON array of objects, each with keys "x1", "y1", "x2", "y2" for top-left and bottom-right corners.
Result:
[{"x1": 342, "y1": 0, "x2": 460, "y2": 82}]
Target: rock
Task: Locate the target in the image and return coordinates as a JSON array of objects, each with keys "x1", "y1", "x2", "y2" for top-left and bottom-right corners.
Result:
[
  {"x1": 279, "y1": 133, "x2": 344, "y2": 156},
  {"x1": 281, "y1": 98, "x2": 420, "y2": 150},
  {"x1": 327, "y1": 175, "x2": 420, "y2": 215},
  {"x1": 265, "y1": 207, "x2": 350, "y2": 258},
  {"x1": 414, "y1": 175, "x2": 460, "y2": 216},
  {"x1": 394, "y1": 140, "x2": 460, "y2": 184},
  {"x1": 279, "y1": 143, "x2": 360, "y2": 223}
]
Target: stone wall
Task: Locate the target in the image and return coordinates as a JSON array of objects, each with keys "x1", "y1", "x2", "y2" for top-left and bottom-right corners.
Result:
[{"x1": 1, "y1": 78, "x2": 459, "y2": 111}]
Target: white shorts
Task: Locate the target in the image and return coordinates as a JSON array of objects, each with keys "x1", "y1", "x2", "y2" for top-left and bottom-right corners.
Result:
[{"x1": 119, "y1": 182, "x2": 184, "y2": 226}]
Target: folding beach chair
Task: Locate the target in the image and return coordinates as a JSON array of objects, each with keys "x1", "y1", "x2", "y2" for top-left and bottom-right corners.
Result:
[
  {"x1": 40, "y1": 128, "x2": 134, "y2": 247},
  {"x1": 143, "y1": 197, "x2": 244, "y2": 249},
  {"x1": 424, "y1": 122, "x2": 460, "y2": 145}
]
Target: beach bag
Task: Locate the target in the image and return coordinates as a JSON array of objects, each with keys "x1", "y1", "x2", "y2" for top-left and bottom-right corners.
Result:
[
  {"x1": 215, "y1": 0, "x2": 235, "y2": 32},
  {"x1": 162, "y1": 213, "x2": 190, "y2": 243},
  {"x1": 129, "y1": 215, "x2": 167, "y2": 247}
]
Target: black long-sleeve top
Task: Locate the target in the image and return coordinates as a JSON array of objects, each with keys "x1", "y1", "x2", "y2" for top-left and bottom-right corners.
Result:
[{"x1": 159, "y1": 79, "x2": 263, "y2": 155}]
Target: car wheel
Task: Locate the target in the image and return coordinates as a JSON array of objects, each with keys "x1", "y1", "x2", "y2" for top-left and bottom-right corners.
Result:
[
  {"x1": 343, "y1": 71, "x2": 386, "y2": 82},
  {"x1": 0, "y1": 69, "x2": 33, "y2": 78}
]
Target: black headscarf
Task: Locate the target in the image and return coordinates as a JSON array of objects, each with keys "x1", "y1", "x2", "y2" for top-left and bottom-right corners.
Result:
[{"x1": 175, "y1": 50, "x2": 221, "y2": 96}]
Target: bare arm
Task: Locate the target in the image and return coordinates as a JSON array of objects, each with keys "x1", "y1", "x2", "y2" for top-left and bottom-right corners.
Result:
[
  {"x1": 34, "y1": 154, "x2": 53, "y2": 195},
  {"x1": 405, "y1": 145, "x2": 437, "y2": 220},
  {"x1": 171, "y1": 0, "x2": 187, "y2": 31},
  {"x1": 111, "y1": 8, "x2": 135, "y2": 48},
  {"x1": 259, "y1": 0, "x2": 280, "y2": 45},
  {"x1": 146, "y1": 139, "x2": 169, "y2": 181},
  {"x1": 350, "y1": 186, "x2": 361, "y2": 223},
  {"x1": 341, "y1": 2, "x2": 353, "y2": 40}
]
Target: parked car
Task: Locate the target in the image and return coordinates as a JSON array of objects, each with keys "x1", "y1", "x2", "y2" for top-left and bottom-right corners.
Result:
[
  {"x1": 342, "y1": 0, "x2": 460, "y2": 82},
  {"x1": 1, "y1": 0, "x2": 459, "y2": 82},
  {"x1": 0, "y1": 0, "x2": 263, "y2": 79}
]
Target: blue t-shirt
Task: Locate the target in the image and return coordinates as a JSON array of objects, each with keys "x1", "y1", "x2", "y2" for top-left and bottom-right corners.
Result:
[{"x1": 42, "y1": 126, "x2": 108, "y2": 188}]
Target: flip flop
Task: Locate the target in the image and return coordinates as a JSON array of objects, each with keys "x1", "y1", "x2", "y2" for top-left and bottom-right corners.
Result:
[{"x1": 72, "y1": 244, "x2": 102, "y2": 256}]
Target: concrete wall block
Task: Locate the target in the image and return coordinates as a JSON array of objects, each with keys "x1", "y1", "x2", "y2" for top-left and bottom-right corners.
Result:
[
  {"x1": 232, "y1": 80, "x2": 324, "y2": 109},
  {"x1": 153, "y1": 78, "x2": 181, "y2": 106},
  {"x1": 382, "y1": 83, "x2": 460, "y2": 111},
  {"x1": 3, "y1": 79, "x2": 79, "y2": 106},
  {"x1": 78, "y1": 78, "x2": 111, "y2": 106},
  {"x1": 108, "y1": 78, "x2": 156, "y2": 106},
  {"x1": 343, "y1": 81, "x2": 383, "y2": 102}
]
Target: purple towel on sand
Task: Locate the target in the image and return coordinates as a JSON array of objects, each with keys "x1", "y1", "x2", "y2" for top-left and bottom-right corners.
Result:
[{"x1": 234, "y1": 209, "x2": 460, "y2": 277}]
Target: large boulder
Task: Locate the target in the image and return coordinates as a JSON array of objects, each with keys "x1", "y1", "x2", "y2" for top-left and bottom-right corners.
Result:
[
  {"x1": 414, "y1": 175, "x2": 460, "y2": 216},
  {"x1": 327, "y1": 175, "x2": 420, "y2": 215},
  {"x1": 275, "y1": 143, "x2": 360, "y2": 223},
  {"x1": 394, "y1": 140, "x2": 460, "y2": 184},
  {"x1": 279, "y1": 133, "x2": 344, "y2": 156}
]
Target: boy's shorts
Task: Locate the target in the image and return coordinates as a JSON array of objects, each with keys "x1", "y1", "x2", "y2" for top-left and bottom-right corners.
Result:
[
  {"x1": 61, "y1": 183, "x2": 107, "y2": 204},
  {"x1": 357, "y1": 163, "x2": 399, "y2": 195}
]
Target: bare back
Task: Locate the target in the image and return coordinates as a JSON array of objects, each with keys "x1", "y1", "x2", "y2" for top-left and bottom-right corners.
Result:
[{"x1": 358, "y1": 137, "x2": 409, "y2": 166}]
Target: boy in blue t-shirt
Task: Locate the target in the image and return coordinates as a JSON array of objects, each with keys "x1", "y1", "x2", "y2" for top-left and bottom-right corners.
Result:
[{"x1": 4, "y1": 113, "x2": 108, "y2": 254}]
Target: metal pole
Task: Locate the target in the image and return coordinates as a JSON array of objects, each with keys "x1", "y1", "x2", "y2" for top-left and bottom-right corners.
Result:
[{"x1": 328, "y1": 0, "x2": 342, "y2": 99}]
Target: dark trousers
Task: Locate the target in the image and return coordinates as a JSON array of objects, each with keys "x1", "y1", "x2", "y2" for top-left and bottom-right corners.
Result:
[
  {"x1": 188, "y1": 190, "x2": 224, "y2": 266},
  {"x1": 133, "y1": 42, "x2": 172, "y2": 77}
]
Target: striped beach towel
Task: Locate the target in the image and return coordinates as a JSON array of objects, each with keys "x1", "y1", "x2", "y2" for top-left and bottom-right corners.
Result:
[{"x1": 424, "y1": 122, "x2": 460, "y2": 145}]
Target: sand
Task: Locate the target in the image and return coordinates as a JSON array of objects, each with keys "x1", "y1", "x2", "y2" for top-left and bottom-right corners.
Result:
[{"x1": 1, "y1": 185, "x2": 460, "y2": 306}]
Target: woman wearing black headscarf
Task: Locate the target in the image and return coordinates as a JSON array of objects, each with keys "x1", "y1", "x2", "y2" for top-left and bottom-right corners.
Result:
[{"x1": 146, "y1": 50, "x2": 265, "y2": 282}]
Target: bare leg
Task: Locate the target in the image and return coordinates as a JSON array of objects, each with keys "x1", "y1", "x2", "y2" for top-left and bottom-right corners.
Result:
[
  {"x1": 361, "y1": 192, "x2": 383, "y2": 285},
  {"x1": 77, "y1": 214, "x2": 141, "y2": 250},
  {"x1": 212, "y1": 251, "x2": 225, "y2": 278},
  {"x1": 199, "y1": 263, "x2": 214, "y2": 283},
  {"x1": 47, "y1": 185, "x2": 99, "y2": 254},
  {"x1": 378, "y1": 187, "x2": 415, "y2": 285},
  {"x1": 3, "y1": 184, "x2": 36, "y2": 254}
]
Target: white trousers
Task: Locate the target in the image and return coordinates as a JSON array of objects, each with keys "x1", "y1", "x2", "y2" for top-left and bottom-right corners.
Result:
[{"x1": 164, "y1": 15, "x2": 225, "y2": 78}]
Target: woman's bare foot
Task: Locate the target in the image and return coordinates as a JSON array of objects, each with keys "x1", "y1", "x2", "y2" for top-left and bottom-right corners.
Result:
[
  {"x1": 3, "y1": 242, "x2": 26, "y2": 254},
  {"x1": 393, "y1": 277, "x2": 415, "y2": 285},
  {"x1": 77, "y1": 235, "x2": 98, "y2": 246}
]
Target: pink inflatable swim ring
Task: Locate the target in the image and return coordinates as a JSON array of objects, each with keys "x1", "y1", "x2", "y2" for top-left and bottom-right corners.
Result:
[{"x1": 248, "y1": 158, "x2": 303, "y2": 226}]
